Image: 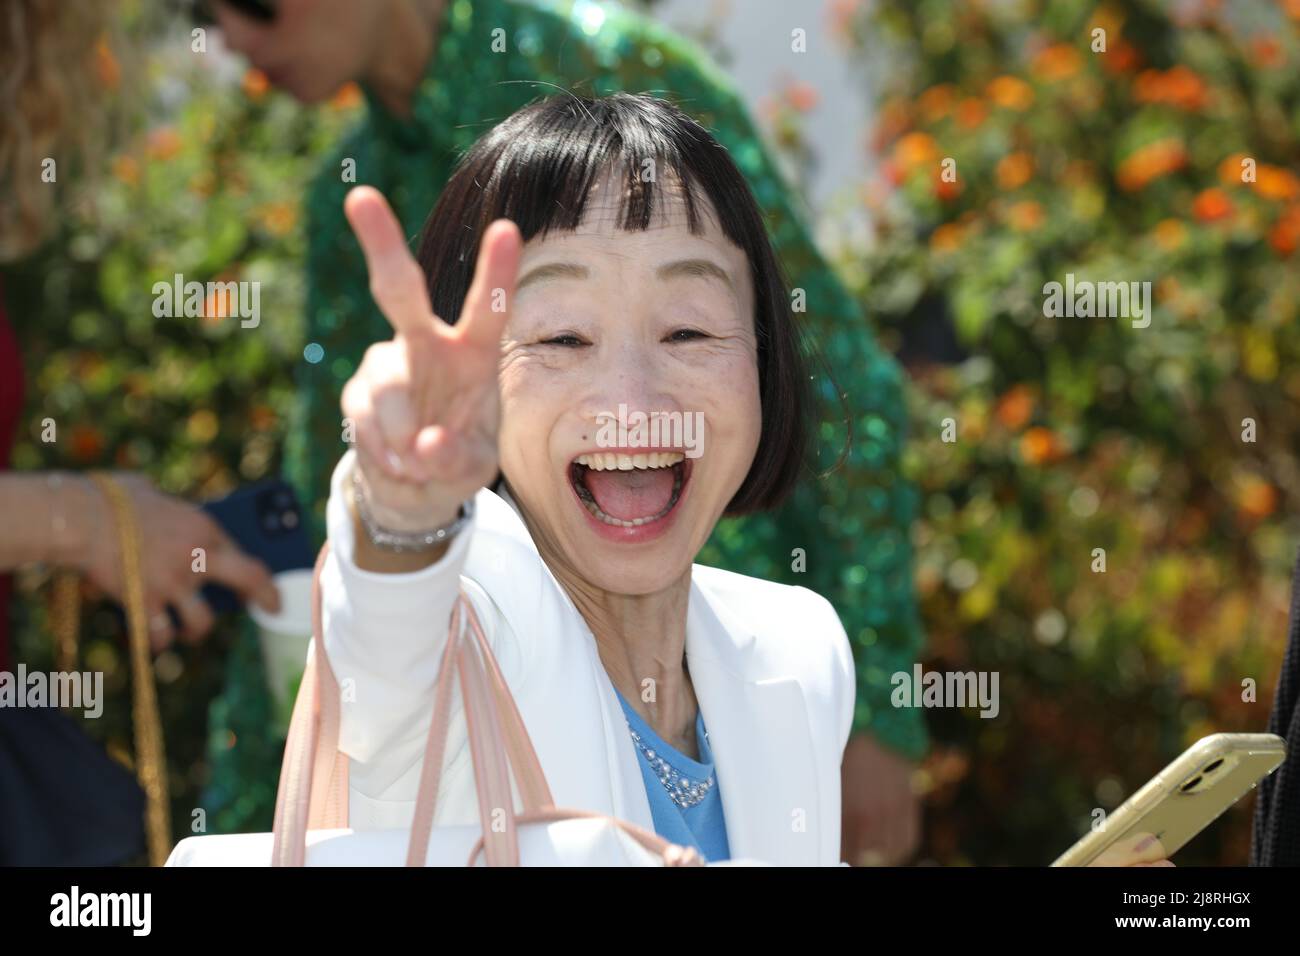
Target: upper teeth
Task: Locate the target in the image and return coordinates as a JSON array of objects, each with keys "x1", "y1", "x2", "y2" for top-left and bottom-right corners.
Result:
[{"x1": 575, "y1": 452, "x2": 686, "y2": 471}]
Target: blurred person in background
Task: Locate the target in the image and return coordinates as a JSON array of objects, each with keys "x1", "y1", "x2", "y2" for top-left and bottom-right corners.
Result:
[
  {"x1": 207, "y1": 0, "x2": 924, "y2": 864},
  {"x1": 0, "y1": 0, "x2": 279, "y2": 865}
]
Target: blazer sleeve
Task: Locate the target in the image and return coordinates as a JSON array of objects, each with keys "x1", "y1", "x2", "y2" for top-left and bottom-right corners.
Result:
[
  {"x1": 817, "y1": 590, "x2": 857, "y2": 758},
  {"x1": 319, "y1": 450, "x2": 477, "y2": 791}
]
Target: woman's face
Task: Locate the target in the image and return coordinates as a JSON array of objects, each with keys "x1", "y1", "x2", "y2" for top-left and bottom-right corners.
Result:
[{"x1": 497, "y1": 172, "x2": 762, "y2": 596}]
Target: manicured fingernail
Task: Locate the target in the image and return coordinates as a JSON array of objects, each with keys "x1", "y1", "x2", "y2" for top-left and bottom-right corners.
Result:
[{"x1": 386, "y1": 449, "x2": 403, "y2": 474}]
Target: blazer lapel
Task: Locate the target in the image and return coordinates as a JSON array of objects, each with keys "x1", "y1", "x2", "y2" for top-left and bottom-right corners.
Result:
[
  {"x1": 479, "y1": 487, "x2": 824, "y2": 864},
  {"x1": 686, "y1": 582, "x2": 823, "y2": 866}
]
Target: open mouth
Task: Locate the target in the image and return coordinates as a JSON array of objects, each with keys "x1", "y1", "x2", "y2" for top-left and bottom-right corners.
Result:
[{"x1": 569, "y1": 452, "x2": 690, "y2": 529}]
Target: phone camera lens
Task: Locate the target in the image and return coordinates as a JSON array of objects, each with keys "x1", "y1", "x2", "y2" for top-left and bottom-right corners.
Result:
[
  {"x1": 282, "y1": 510, "x2": 299, "y2": 530},
  {"x1": 262, "y1": 512, "x2": 281, "y2": 533}
]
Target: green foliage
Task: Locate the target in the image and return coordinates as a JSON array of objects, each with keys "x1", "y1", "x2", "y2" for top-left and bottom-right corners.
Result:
[
  {"x1": 830, "y1": 0, "x2": 1300, "y2": 863},
  {"x1": 7, "y1": 42, "x2": 361, "y2": 851}
]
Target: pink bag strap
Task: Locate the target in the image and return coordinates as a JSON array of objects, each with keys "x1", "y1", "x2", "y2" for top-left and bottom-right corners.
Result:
[
  {"x1": 271, "y1": 544, "x2": 348, "y2": 867},
  {"x1": 273, "y1": 543, "x2": 557, "y2": 867},
  {"x1": 403, "y1": 593, "x2": 556, "y2": 865}
]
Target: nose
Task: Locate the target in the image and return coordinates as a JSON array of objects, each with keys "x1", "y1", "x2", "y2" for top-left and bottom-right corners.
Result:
[{"x1": 579, "y1": 340, "x2": 683, "y2": 433}]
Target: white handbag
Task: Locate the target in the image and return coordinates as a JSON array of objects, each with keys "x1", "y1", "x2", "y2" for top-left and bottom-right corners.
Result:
[{"x1": 167, "y1": 544, "x2": 704, "y2": 867}]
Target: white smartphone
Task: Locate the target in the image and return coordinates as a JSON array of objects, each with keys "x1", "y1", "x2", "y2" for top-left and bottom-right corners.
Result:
[{"x1": 1051, "y1": 732, "x2": 1286, "y2": 866}]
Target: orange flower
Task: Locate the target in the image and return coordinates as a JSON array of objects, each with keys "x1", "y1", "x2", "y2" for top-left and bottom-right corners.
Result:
[
  {"x1": 1019, "y1": 427, "x2": 1064, "y2": 465},
  {"x1": 1115, "y1": 138, "x2": 1187, "y2": 191},
  {"x1": 94, "y1": 35, "x2": 120, "y2": 90},
  {"x1": 1101, "y1": 39, "x2": 1141, "y2": 74},
  {"x1": 1031, "y1": 44, "x2": 1083, "y2": 81},
  {"x1": 1268, "y1": 206, "x2": 1300, "y2": 256},
  {"x1": 1251, "y1": 36, "x2": 1284, "y2": 67},
  {"x1": 918, "y1": 83, "x2": 957, "y2": 122},
  {"x1": 1133, "y1": 66, "x2": 1208, "y2": 111},
  {"x1": 1217, "y1": 152, "x2": 1252, "y2": 187},
  {"x1": 203, "y1": 288, "x2": 234, "y2": 324},
  {"x1": 874, "y1": 99, "x2": 911, "y2": 149},
  {"x1": 249, "y1": 405, "x2": 277, "y2": 431},
  {"x1": 1192, "y1": 188, "x2": 1233, "y2": 223},
  {"x1": 329, "y1": 82, "x2": 364, "y2": 111},
  {"x1": 242, "y1": 68, "x2": 270, "y2": 100},
  {"x1": 878, "y1": 159, "x2": 905, "y2": 188},
  {"x1": 1007, "y1": 200, "x2": 1044, "y2": 231},
  {"x1": 893, "y1": 131, "x2": 940, "y2": 173},
  {"x1": 929, "y1": 222, "x2": 966, "y2": 252},
  {"x1": 70, "y1": 424, "x2": 105, "y2": 463},
  {"x1": 784, "y1": 81, "x2": 820, "y2": 113},
  {"x1": 1236, "y1": 476, "x2": 1277, "y2": 520},
  {"x1": 986, "y1": 75, "x2": 1034, "y2": 111},
  {"x1": 1254, "y1": 165, "x2": 1300, "y2": 201},
  {"x1": 258, "y1": 201, "x2": 297, "y2": 236},
  {"x1": 996, "y1": 152, "x2": 1034, "y2": 190},
  {"x1": 146, "y1": 127, "x2": 183, "y2": 162},
  {"x1": 1153, "y1": 218, "x2": 1187, "y2": 251},
  {"x1": 1088, "y1": 5, "x2": 1125, "y2": 37},
  {"x1": 934, "y1": 173, "x2": 963, "y2": 202},
  {"x1": 955, "y1": 97, "x2": 988, "y2": 129},
  {"x1": 995, "y1": 384, "x2": 1035, "y2": 430},
  {"x1": 111, "y1": 154, "x2": 140, "y2": 186}
]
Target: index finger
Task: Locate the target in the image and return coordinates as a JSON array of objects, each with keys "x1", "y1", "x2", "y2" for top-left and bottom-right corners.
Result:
[
  {"x1": 344, "y1": 186, "x2": 438, "y2": 339},
  {"x1": 456, "y1": 218, "x2": 523, "y2": 349}
]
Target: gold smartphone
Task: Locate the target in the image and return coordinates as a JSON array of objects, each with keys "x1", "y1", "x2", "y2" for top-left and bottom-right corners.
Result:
[{"x1": 1051, "y1": 732, "x2": 1286, "y2": 867}]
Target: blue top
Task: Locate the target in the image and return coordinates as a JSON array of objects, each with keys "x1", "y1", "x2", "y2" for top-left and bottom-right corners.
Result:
[{"x1": 613, "y1": 687, "x2": 731, "y2": 862}]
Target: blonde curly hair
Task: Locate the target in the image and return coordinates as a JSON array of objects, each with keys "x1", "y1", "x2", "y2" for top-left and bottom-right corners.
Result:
[{"x1": 0, "y1": 0, "x2": 122, "y2": 262}]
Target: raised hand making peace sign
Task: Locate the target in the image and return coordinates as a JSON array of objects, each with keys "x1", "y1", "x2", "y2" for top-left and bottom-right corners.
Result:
[{"x1": 339, "y1": 186, "x2": 522, "y2": 549}]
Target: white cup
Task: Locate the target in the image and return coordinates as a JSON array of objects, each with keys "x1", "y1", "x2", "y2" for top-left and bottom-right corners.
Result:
[{"x1": 249, "y1": 568, "x2": 314, "y2": 734}]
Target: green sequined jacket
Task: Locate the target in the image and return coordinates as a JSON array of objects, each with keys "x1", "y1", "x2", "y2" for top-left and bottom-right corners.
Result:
[{"x1": 206, "y1": 0, "x2": 925, "y2": 832}]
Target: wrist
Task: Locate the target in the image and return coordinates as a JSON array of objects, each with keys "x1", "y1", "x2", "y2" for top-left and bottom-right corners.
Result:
[
  {"x1": 349, "y1": 458, "x2": 464, "y2": 531},
  {"x1": 348, "y1": 460, "x2": 472, "y2": 549},
  {"x1": 44, "y1": 472, "x2": 98, "y2": 569}
]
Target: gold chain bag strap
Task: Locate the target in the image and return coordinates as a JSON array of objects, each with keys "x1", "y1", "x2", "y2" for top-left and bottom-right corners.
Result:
[{"x1": 52, "y1": 474, "x2": 172, "y2": 866}]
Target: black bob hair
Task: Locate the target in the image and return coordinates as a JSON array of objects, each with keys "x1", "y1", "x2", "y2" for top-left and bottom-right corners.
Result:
[{"x1": 414, "y1": 91, "x2": 809, "y2": 515}]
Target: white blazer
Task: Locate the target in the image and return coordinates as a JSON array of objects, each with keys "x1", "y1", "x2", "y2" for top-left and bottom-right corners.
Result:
[{"x1": 321, "y1": 450, "x2": 855, "y2": 865}]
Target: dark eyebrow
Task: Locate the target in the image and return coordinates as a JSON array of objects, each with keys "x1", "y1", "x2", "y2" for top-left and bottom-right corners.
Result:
[
  {"x1": 656, "y1": 258, "x2": 734, "y2": 291},
  {"x1": 516, "y1": 261, "x2": 589, "y2": 292}
]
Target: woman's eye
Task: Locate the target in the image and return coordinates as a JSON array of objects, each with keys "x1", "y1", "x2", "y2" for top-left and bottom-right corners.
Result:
[
  {"x1": 540, "y1": 333, "x2": 587, "y2": 347},
  {"x1": 666, "y1": 328, "x2": 709, "y2": 343}
]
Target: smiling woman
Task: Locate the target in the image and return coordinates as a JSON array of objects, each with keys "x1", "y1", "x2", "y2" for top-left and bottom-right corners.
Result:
[{"x1": 318, "y1": 92, "x2": 854, "y2": 865}]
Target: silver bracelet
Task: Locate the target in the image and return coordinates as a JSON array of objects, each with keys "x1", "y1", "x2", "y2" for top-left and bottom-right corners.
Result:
[{"x1": 350, "y1": 464, "x2": 474, "y2": 553}]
